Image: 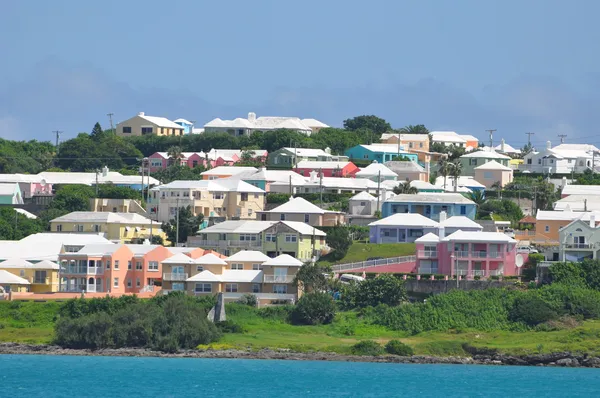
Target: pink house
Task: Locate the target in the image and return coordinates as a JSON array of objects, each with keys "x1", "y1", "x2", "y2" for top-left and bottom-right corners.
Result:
[{"x1": 415, "y1": 231, "x2": 518, "y2": 278}]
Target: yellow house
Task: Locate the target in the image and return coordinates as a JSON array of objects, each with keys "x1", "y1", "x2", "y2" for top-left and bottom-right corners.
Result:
[
  {"x1": 534, "y1": 210, "x2": 600, "y2": 245},
  {"x1": 380, "y1": 133, "x2": 430, "y2": 152},
  {"x1": 116, "y1": 112, "x2": 184, "y2": 137},
  {"x1": 0, "y1": 259, "x2": 60, "y2": 293},
  {"x1": 50, "y1": 211, "x2": 169, "y2": 244}
]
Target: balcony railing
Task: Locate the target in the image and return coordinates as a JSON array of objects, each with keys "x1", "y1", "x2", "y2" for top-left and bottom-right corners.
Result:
[
  {"x1": 563, "y1": 243, "x2": 596, "y2": 250},
  {"x1": 60, "y1": 284, "x2": 102, "y2": 293},
  {"x1": 32, "y1": 277, "x2": 49, "y2": 285},
  {"x1": 417, "y1": 250, "x2": 438, "y2": 258},
  {"x1": 263, "y1": 275, "x2": 295, "y2": 283},
  {"x1": 163, "y1": 273, "x2": 189, "y2": 281},
  {"x1": 60, "y1": 266, "x2": 104, "y2": 275},
  {"x1": 454, "y1": 251, "x2": 470, "y2": 258},
  {"x1": 538, "y1": 261, "x2": 558, "y2": 268},
  {"x1": 417, "y1": 267, "x2": 438, "y2": 274},
  {"x1": 192, "y1": 240, "x2": 262, "y2": 248},
  {"x1": 470, "y1": 270, "x2": 486, "y2": 277}
]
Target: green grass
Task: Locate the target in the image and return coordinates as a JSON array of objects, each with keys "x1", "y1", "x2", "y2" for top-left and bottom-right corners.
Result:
[
  {"x1": 318, "y1": 243, "x2": 416, "y2": 267},
  {"x1": 0, "y1": 301, "x2": 61, "y2": 344}
]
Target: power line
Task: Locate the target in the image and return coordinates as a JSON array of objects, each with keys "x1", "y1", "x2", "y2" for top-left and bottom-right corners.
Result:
[{"x1": 558, "y1": 134, "x2": 567, "y2": 144}]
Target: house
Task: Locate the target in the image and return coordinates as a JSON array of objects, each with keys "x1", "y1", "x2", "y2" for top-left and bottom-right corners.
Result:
[
  {"x1": 348, "y1": 191, "x2": 380, "y2": 216},
  {"x1": 293, "y1": 160, "x2": 359, "y2": 178},
  {"x1": 434, "y1": 176, "x2": 486, "y2": 192},
  {"x1": 382, "y1": 193, "x2": 476, "y2": 220},
  {"x1": 552, "y1": 218, "x2": 600, "y2": 262},
  {"x1": 203, "y1": 112, "x2": 328, "y2": 136},
  {"x1": 116, "y1": 112, "x2": 184, "y2": 137},
  {"x1": 200, "y1": 166, "x2": 258, "y2": 180},
  {"x1": 178, "y1": 252, "x2": 302, "y2": 305},
  {"x1": 206, "y1": 149, "x2": 268, "y2": 168},
  {"x1": 384, "y1": 161, "x2": 428, "y2": 182},
  {"x1": 355, "y1": 162, "x2": 398, "y2": 181},
  {"x1": 269, "y1": 171, "x2": 379, "y2": 195},
  {"x1": 0, "y1": 183, "x2": 23, "y2": 204},
  {"x1": 0, "y1": 259, "x2": 60, "y2": 293},
  {"x1": 50, "y1": 212, "x2": 169, "y2": 244},
  {"x1": 161, "y1": 250, "x2": 228, "y2": 293},
  {"x1": 415, "y1": 231, "x2": 518, "y2": 277},
  {"x1": 459, "y1": 150, "x2": 511, "y2": 176},
  {"x1": 494, "y1": 139, "x2": 521, "y2": 157},
  {"x1": 0, "y1": 270, "x2": 31, "y2": 293},
  {"x1": 368, "y1": 213, "x2": 440, "y2": 243},
  {"x1": 439, "y1": 215, "x2": 483, "y2": 235},
  {"x1": 147, "y1": 152, "x2": 205, "y2": 172},
  {"x1": 268, "y1": 147, "x2": 347, "y2": 167},
  {"x1": 534, "y1": 210, "x2": 600, "y2": 245},
  {"x1": 173, "y1": 118, "x2": 194, "y2": 134},
  {"x1": 474, "y1": 160, "x2": 514, "y2": 188},
  {"x1": 256, "y1": 197, "x2": 345, "y2": 226},
  {"x1": 521, "y1": 142, "x2": 600, "y2": 174},
  {"x1": 380, "y1": 134, "x2": 430, "y2": 152},
  {"x1": 147, "y1": 179, "x2": 266, "y2": 222},
  {"x1": 236, "y1": 168, "x2": 306, "y2": 192},
  {"x1": 554, "y1": 196, "x2": 600, "y2": 212},
  {"x1": 188, "y1": 220, "x2": 326, "y2": 261},
  {"x1": 409, "y1": 180, "x2": 444, "y2": 193},
  {"x1": 345, "y1": 144, "x2": 418, "y2": 163},
  {"x1": 561, "y1": 184, "x2": 600, "y2": 199},
  {"x1": 429, "y1": 131, "x2": 468, "y2": 148},
  {"x1": 90, "y1": 198, "x2": 147, "y2": 215},
  {"x1": 0, "y1": 174, "x2": 51, "y2": 200}
]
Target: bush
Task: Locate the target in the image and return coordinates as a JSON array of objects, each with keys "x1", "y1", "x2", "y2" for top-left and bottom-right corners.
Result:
[
  {"x1": 236, "y1": 294, "x2": 258, "y2": 307},
  {"x1": 384, "y1": 340, "x2": 414, "y2": 356},
  {"x1": 216, "y1": 320, "x2": 245, "y2": 334},
  {"x1": 509, "y1": 296, "x2": 558, "y2": 326},
  {"x1": 352, "y1": 274, "x2": 407, "y2": 308},
  {"x1": 351, "y1": 340, "x2": 384, "y2": 356},
  {"x1": 290, "y1": 293, "x2": 336, "y2": 325}
]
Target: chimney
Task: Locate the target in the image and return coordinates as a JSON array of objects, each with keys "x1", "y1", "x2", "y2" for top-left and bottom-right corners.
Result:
[
  {"x1": 102, "y1": 166, "x2": 109, "y2": 177},
  {"x1": 382, "y1": 189, "x2": 387, "y2": 202},
  {"x1": 248, "y1": 112, "x2": 256, "y2": 123},
  {"x1": 562, "y1": 176, "x2": 567, "y2": 188},
  {"x1": 439, "y1": 211, "x2": 447, "y2": 223},
  {"x1": 309, "y1": 170, "x2": 317, "y2": 183},
  {"x1": 501, "y1": 139, "x2": 505, "y2": 153},
  {"x1": 591, "y1": 214, "x2": 596, "y2": 228},
  {"x1": 138, "y1": 112, "x2": 145, "y2": 116},
  {"x1": 438, "y1": 226, "x2": 445, "y2": 239},
  {"x1": 546, "y1": 141, "x2": 552, "y2": 150}
]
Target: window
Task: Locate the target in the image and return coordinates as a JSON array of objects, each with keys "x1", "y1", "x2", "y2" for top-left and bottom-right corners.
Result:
[
  {"x1": 231, "y1": 264, "x2": 243, "y2": 270},
  {"x1": 106, "y1": 260, "x2": 111, "y2": 269},
  {"x1": 419, "y1": 142, "x2": 423, "y2": 148},
  {"x1": 148, "y1": 261, "x2": 158, "y2": 271},
  {"x1": 545, "y1": 225, "x2": 550, "y2": 233},
  {"x1": 240, "y1": 234, "x2": 257, "y2": 241},
  {"x1": 113, "y1": 278, "x2": 119, "y2": 288},
  {"x1": 214, "y1": 192, "x2": 224, "y2": 200},
  {"x1": 136, "y1": 278, "x2": 141, "y2": 287},
  {"x1": 192, "y1": 160, "x2": 198, "y2": 167},
  {"x1": 241, "y1": 193, "x2": 248, "y2": 201},
  {"x1": 127, "y1": 279, "x2": 132, "y2": 288},
  {"x1": 550, "y1": 159, "x2": 554, "y2": 164},
  {"x1": 265, "y1": 233, "x2": 276, "y2": 242},
  {"x1": 280, "y1": 214, "x2": 286, "y2": 221},
  {"x1": 460, "y1": 205, "x2": 467, "y2": 215},
  {"x1": 195, "y1": 283, "x2": 211, "y2": 293},
  {"x1": 360, "y1": 201, "x2": 366, "y2": 206},
  {"x1": 409, "y1": 142, "x2": 414, "y2": 148},
  {"x1": 76, "y1": 225, "x2": 84, "y2": 232},
  {"x1": 173, "y1": 283, "x2": 185, "y2": 291},
  {"x1": 20, "y1": 269, "x2": 25, "y2": 277},
  {"x1": 469, "y1": 159, "x2": 478, "y2": 166},
  {"x1": 568, "y1": 159, "x2": 572, "y2": 163},
  {"x1": 122, "y1": 126, "x2": 132, "y2": 134},
  {"x1": 304, "y1": 214, "x2": 310, "y2": 223},
  {"x1": 252, "y1": 263, "x2": 263, "y2": 270},
  {"x1": 141, "y1": 127, "x2": 153, "y2": 135},
  {"x1": 527, "y1": 159, "x2": 532, "y2": 165},
  {"x1": 252, "y1": 284, "x2": 260, "y2": 293},
  {"x1": 538, "y1": 159, "x2": 542, "y2": 164},
  {"x1": 56, "y1": 224, "x2": 62, "y2": 232},
  {"x1": 363, "y1": 154, "x2": 369, "y2": 159},
  {"x1": 136, "y1": 261, "x2": 143, "y2": 270},
  {"x1": 483, "y1": 171, "x2": 493, "y2": 179},
  {"x1": 196, "y1": 266, "x2": 204, "y2": 272},
  {"x1": 225, "y1": 283, "x2": 238, "y2": 293},
  {"x1": 273, "y1": 284, "x2": 288, "y2": 294},
  {"x1": 285, "y1": 234, "x2": 297, "y2": 243},
  {"x1": 93, "y1": 224, "x2": 101, "y2": 232},
  {"x1": 114, "y1": 260, "x2": 119, "y2": 270},
  {"x1": 248, "y1": 209, "x2": 253, "y2": 217},
  {"x1": 128, "y1": 261, "x2": 132, "y2": 270},
  {"x1": 151, "y1": 159, "x2": 162, "y2": 167}
]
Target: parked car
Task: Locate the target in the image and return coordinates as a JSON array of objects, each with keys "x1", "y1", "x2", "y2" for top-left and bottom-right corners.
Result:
[
  {"x1": 339, "y1": 274, "x2": 365, "y2": 284},
  {"x1": 504, "y1": 228, "x2": 515, "y2": 238},
  {"x1": 517, "y1": 246, "x2": 538, "y2": 254}
]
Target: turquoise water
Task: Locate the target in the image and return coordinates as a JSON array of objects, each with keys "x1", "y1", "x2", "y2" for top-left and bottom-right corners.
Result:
[{"x1": 1, "y1": 354, "x2": 599, "y2": 397}]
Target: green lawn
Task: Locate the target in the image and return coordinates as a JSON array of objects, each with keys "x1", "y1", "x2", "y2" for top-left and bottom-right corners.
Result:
[{"x1": 318, "y1": 243, "x2": 416, "y2": 267}]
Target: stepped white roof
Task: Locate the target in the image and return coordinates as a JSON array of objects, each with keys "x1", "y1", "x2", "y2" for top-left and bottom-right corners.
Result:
[
  {"x1": 204, "y1": 114, "x2": 327, "y2": 132},
  {"x1": 410, "y1": 180, "x2": 441, "y2": 190},
  {"x1": 355, "y1": 162, "x2": 398, "y2": 178},
  {"x1": 440, "y1": 216, "x2": 482, "y2": 229},
  {"x1": 280, "y1": 147, "x2": 330, "y2": 157},
  {"x1": 196, "y1": 253, "x2": 228, "y2": 265},
  {"x1": 415, "y1": 232, "x2": 440, "y2": 243},
  {"x1": 266, "y1": 197, "x2": 333, "y2": 214},
  {"x1": 51, "y1": 212, "x2": 154, "y2": 225},
  {"x1": 162, "y1": 253, "x2": 198, "y2": 265},
  {"x1": 562, "y1": 185, "x2": 600, "y2": 197},
  {"x1": 385, "y1": 192, "x2": 475, "y2": 204},
  {"x1": 474, "y1": 160, "x2": 513, "y2": 171},
  {"x1": 200, "y1": 166, "x2": 258, "y2": 177},
  {"x1": 296, "y1": 160, "x2": 353, "y2": 169},
  {"x1": 0, "y1": 258, "x2": 59, "y2": 270},
  {"x1": 199, "y1": 220, "x2": 326, "y2": 236},
  {"x1": 0, "y1": 270, "x2": 30, "y2": 285},
  {"x1": 187, "y1": 269, "x2": 263, "y2": 283},
  {"x1": 154, "y1": 179, "x2": 264, "y2": 193},
  {"x1": 461, "y1": 149, "x2": 511, "y2": 160},
  {"x1": 225, "y1": 250, "x2": 271, "y2": 263},
  {"x1": 350, "y1": 191, "x2": 377, "y2": 201},
  {"x1": 262, "y1": 254, "x2": 304, "y2": 267},
  {"x1": 369, "y1": 213, "x2": 440, "y2": 227},
  {"x1": 442, "y1": 230, "x2": 516, "y2": 243},
  {"x1": 134, "y1": 114, "x2": 182, "y2": 129}
]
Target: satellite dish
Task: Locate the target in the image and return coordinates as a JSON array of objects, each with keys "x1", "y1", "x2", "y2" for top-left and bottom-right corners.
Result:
[
  {"x1": 515, "y1": 254, "x2": 524, "y2": 268},
  {"x1": 40, "y1": 179, "x2": 47, "y2": 187}
]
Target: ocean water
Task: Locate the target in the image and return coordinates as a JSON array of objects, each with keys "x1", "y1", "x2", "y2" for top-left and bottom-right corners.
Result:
[{"x1": 1, "y1": 355, "x2": 599, "y2": 397}]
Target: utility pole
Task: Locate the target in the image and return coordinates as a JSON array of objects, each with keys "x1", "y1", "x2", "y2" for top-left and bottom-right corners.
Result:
[
  {"x1": 140, "y1": 159, "x2": 145, "y2": 200},
  {"x1": 294, "y1": 141, "x2": 297, "y2": 169},
  {"x1": 319, "y1": 168, "x2": 323, "y2": 206},
  {"x1": 53, "y1": 130, "x2": 63, "y2": 150},
  {"x1": 289, "y1": 175, "x2": 292, "y2": 195},
  {"x1": 525, "y1": 132, "x2": 535, "y2": 146},
  {"x1": 107, "y1": 113, "x2": 115, "y2": 133},
  {"x1": 176, "y1": 198, "x2": 180, "y2": 247},
  {"x1": 95, "y1": 169, "x2": 99, "y2": 196},
  {"x1": 558, "y1": 134, "x2": 567, "y2": 144},
  {"x1": 376, "y1": 170, "x2": 381, "y2": 213},
  {"x1": 486, "y1": 129, "x2": 497, "y2": 148}
]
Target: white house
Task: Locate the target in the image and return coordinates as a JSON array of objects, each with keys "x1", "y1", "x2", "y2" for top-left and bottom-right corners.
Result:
[
  {"x1": 521, "y1": 142, "x2": 600, "y2": 174},
  {"x1": 355, "y1": 162, "x2": 398, "y2": 181},
  {"x1": 204, "y1": 112, "x2": 328, "y2": 136}
]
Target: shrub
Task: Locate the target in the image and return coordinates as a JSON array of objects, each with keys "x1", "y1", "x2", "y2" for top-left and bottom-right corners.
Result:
[
  {"x1": 384, "y1": 340, "x2": 414, "y2": 356},
  {"x1": 351, "y1": 340, "x2": 384, "y2": 356},
  {"x1": 236, "y1": 294, "x2": 258, "y2": 307},
  {"x1": 509, "y1": 296, "x2": 558, "y2": 326},
  {"x1": 352, "y1": 274, "x2": 407, "y2": 308},
  {"x1": 290, "y1": 293, "x2": 336, "y2": 325},
  {"x1": 216, "y1": 320, "x2": 245, "y2": 334}
]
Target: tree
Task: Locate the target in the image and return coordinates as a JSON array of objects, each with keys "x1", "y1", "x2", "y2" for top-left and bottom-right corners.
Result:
[
  {"x1": 0, "y1": 208, "x2": 45, "y2": 240},
  {"x1": 468, "y1": 190, "x2": 486, "y2": 207},
  {"x1": 311, "y1": 128, "x2": 361, "y2": 155},
  {"x1": 491, "y1": 181, "x2": 502, "y2": 199},
  {"x1": 535, "y1": 182, "x2": 557, "y2": 211},
  {"x1": 343, "y1": 115, "x2": 391, "y2": 135},
  {"x1": 161, "y1": 205, "x2": 203, "y2": 246},
  {"x1": 90, "y1": 122, "x2": 107, "y2": 140},
  {"x1": 290, "y1": 292, "x2": 336, "y2": 325},
  {"x1": 449, "y1": 159, "x2": 462, "y2": 192},
  {"x1": 294, "y1": 263, "x2": 329, "y2": 293},
  {"x1": 352, "y1": 274, "x2": 407, "y2": 307},
  {"x1": 478, "y1": 199, "x2": 524, "y2": 224},
  {"x1": 521, "y1": 142, "x2": 534, "y2": 156},
  {"x1": 167, "y1": 146, "x2": 184, "y2": 167},
  {"x1": 325, "y1": 226, "x2": 352, "y2": 260},
  {"x1": 398, "y1": 124, "x2": 428, "y2": 135},
  {"x1": 437, "y1": 157, "x2": 450, "y2": 190},
  {"x1": 393, "y1": 182, "x2": 418, "y2": 195},
  {"x1": 152, "y1": 165, "x2": 205, "y2": 184}
]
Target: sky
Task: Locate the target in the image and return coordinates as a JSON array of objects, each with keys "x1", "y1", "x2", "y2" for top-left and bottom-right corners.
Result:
[{"x1": 2, "y1": 0, "x2": 600, "y2": 148}]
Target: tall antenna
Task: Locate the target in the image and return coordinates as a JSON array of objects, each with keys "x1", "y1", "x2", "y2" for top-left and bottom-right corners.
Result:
[
  {"x1": 107, "y1": 113, "x2": 115, "y2": 133},
  {"x1": 486, "y1": 129, "x2": 497, "y2": 148},
  {"x1": 525, "y1": 132, "x2": 535, "y2": 146},
  {"x1": 52, "y1": 130, "x2": 63, "y2": 149},
  {"x1": 558, "y1": 134, "x2": 567, "y2": 144}
]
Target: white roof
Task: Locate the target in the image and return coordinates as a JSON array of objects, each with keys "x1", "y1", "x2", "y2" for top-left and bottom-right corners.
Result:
[
  {"x1": 267, "y1": 197, "x2": 329, "y2": 214},
  {"x1": 186, "y1": 270, "x2": 221, "y2": 282},
  {"x1": 384, "y1": 161, "x2": 426, "y2": 173},
  {"x1": 76, "y1": 244, "x2": 124, "y2": 256},
  {"x1": 494, "y1": 142, "x2": 521, "y2": 154},
  {"x1": 301, "y1": 118, "x2": 329, "y2": 128},
  {"x1": 410, "y1": 180, "x2": 441, "y2": 190},
  {"x1": 0, "y1": 270, "x2": 30, "y2": 285},
  {"x1": 474, "y1": 160, "x2": 513, "y2": 171},
  {"x1": 204, "y1": 114, "x2": 324, "y2": 132},
  {"x1": 430, "y1": 133, "x2": 467, "y2": 144},
  {"x1": 435, "y1": 176, "x2": 486, "y2": 189},
  {"x1": 125, "y1": 244, "x2": 161, "y2": 255},
  {"x1": 225, "y1": 250, "x2": 271, "y2": 263},
  {"x1": 461, "y1": 149, "x2": 511, "y2": 160},
  {"x1": 188, "y1": 269, "x2": 263, "y2": 283},
  {"x1": 369, "y1": 213, "x2": 440, "y2": 227},
  {"x1": 554, "y1": 196, "x2": 600, "y2": 212},
  {"x1": 440, "y1": 216, "x2": 482, "y2": 229},
  {"x1": 154, "y1": 179, "x2": 264, "y2": 193},
  {"x1": 199, "y1": 220, "x2": 326, "y2": 236},
  {"x1": 459, "y1": 134, "x2": 479, "y2": 142},
  {"x1": 162, "y1": 253, "x2": 198, "y2": 265},
  {"x1": 296, "y1": 160, "x2": 353, "y2": 169},
  {"x1": 0, "y1": 233, "x2": 112, "y2": 262},
  {"x1": 562, "y1": 185, "x2": 600, "y2": 197},
  {"x1": 385, "y1": 192, "x2": 475, "y2": 205},
  {"x1": 0, "y1": 258, "x2": 60, "y2": 270},
  {"x1": 136, "y1": 114, "x2": 182, "y2": 129},
  {"x1": 262, "y1": 254, "x2": 304, "y2": 267},
  {"x1": 14, "y1": 208, "x2": 37, "y2": 219},
  {"x1": 350, "y1": 191, "x2": 377, "y2": 201},
  {"x1": 415, "y1": 233, "x2": 440, "y2": 243},
  {"x1": 358, "y1": 144, "x2": 411, "y2": 154},
  {"x1": 442, "y1": 230, "x2": 516, "y2": 243},
  {"x1": 174, "y1": 118, "x2": 193, "y2": 125},
  {"x1": 272, "y1": 176, "x2": 378, "y2": 191},
  {"x1": 196, "y1": 253, "x2": 228, "y2": 265},
  {"x1": 235, "y1": 169, "x2": 306, "y2": 184},
  {"x1": 17, "y1": 170, "x2": 161, "y2": 186},
  {"x1": 51, "y1": 212, "x2": 154, "y2": 225},
  {"x1": 280, "y1": 147, "x2": 330, "y2": 157},
  {"x1": 535, "y1": 210, "x2": 600, "y2": 221},
  {"x1": 0, "y1": 183, "x2": 18, "y2": 196},
  {"x1": 19, "y1": 233, "x2": 111, "y2": 246},
  {"x1": 355, "y1": 162, "x2": 398, "y2": 178},
  {"x1": 200, "y1": 166, "x2": 257, "y2": 176}
]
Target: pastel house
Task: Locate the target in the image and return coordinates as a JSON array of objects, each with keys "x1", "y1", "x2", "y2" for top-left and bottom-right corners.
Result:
[
  {"x1": 381, "y1": 193, "x2": 477, "y2": 220},
  {"x1": 369, "y1": 213, "x2": 440, "y2": 243},
  {"x1": 0, "y1": 183, "x2": 24, "y2": 204},
  {"x1": 345, "y1": 144, "x2": 418, "y2": 163},
  {"x1": 293, "y1": 160, "x2": 359, "y2": 178},
  {"x1": 459, "y1": 150, "x2": 511, "y2": 176},
  {"x1": 355, "y1": 162, "x2": 398, "y2": 181},
  {"x1": 384, "y1": 161, "x2": 428, "y2": 182},
  {"x1": 474, "y1": 160, "x2": 514, "y2": 188},
  {"x1": 415, "y1": 231, "x2": 518, "y2": 277},
  {"x1": 0, "y1": 259, "x2": 60, "y2": 293},
  {"x1": 239, "y1": 168, "x2": 306, "y2": 192},
  {"x1": 174, "y1": 118, "x2": 194, "y2": 134},
  {"x1": 117, "y1": 112, "x2": 184, "y2": 137},
  {"x1": 256, "y1": 196, "x2": 345, "y2": 226}
]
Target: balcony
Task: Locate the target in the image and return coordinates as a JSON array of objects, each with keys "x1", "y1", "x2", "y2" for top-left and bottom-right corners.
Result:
[
  {"x1": 192, "y1": 240, "x2": 262, "y2": 248},
  {"x1": 31, "y1": 277, "x2": 49, "y2": 285},
  {"x1": 417, "y1": 250, "x2": 438, "y2": 258},
  {"x1": 60, "y1": 266, "x2": 104, "y2": 275},
  {"x1": 163, "y1": 273, "x2": 188, "y2": 281},
  {"x1": 471, "y1": 251, "x2": 503, "y2": 259},
  {"x1": 454, "y1": 251, "x2": 470, "y2": 258},
  {"x1": 263, "y1": 275, "x2": 295, "y2": 283},
  {"x1": 563, "y1": 243, "x2": 596, "y2": 250},
  {"x1": 417, "y1": 267, "x2": 438, "y2": 274}
]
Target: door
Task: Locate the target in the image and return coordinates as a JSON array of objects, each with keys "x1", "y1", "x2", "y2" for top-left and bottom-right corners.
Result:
[{"x1": 274, "y1": 267, "x2": 288, "y2": 283}]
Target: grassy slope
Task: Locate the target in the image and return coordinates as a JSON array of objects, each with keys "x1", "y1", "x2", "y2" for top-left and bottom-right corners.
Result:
[
  {"x1": 0, "y1": 301, "x2": 60, "y2": 344},
  {"x1": 318, "y1": 243, "x2": 416, "y2": 267}
]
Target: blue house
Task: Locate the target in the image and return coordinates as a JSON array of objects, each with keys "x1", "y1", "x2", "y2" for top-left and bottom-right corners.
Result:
[
  {"x1": 345, "y1": 144, "x2": 418, "y2": 163},
  {"x1": 381, "y1": 193, "x2": 477, "y2": 221},
  {"x1": 174, "y1": 118, "x2": 194, "y2": 134}
]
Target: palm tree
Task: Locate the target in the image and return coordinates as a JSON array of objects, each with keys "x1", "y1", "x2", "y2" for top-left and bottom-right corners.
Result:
[
  {"x1": 450, "y1": 159, "x2": 462, "y2": 192},
  {"x1": 468, "y1": 190, "x2": 486, "y2": 206},
  {"x1": 167, "y1": 146, "x2": 184, "y2": 167},
  {"x1": 398, "y1": 124, "x2": 429, "y2": 135},
  {"x1": 393, "y1": 182, "x2": 419, "y2": 195},
  {"x1": 491, "y1": 181, "x2": 502, "y2": 199},
  {"x1": 437, "y1": 157, "x2": 450, "y2": 190}
]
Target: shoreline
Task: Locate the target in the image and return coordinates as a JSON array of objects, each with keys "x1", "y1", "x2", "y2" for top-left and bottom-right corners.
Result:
[{"x1": 1, "y1": 343, "x2": 599, "y2": 367}]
